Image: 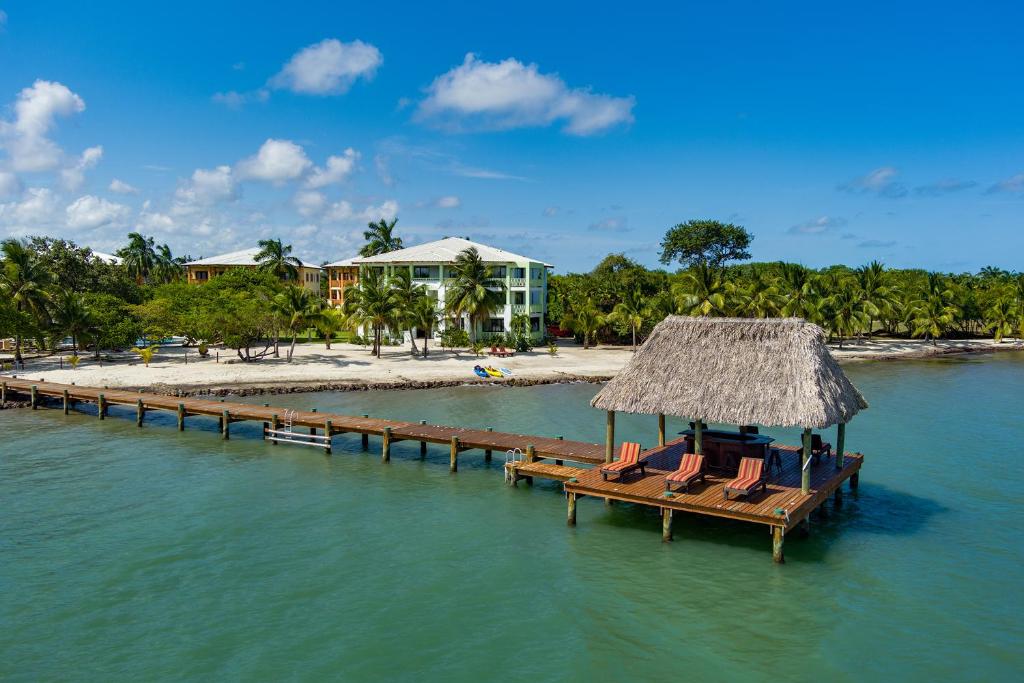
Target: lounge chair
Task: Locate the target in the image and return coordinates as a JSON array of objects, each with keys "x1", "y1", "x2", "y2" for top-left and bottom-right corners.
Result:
[
  {"x1": 723, "y1": 457, "x2": 767, "y2": 500},
  {"x1": 665, "y1": 453, "x2": 705, "y2": 493},
  {"x1": 498, "y1": 346, "x2": 514, "y2": 357},
  {"x1": 489, "y1": 345, "x2": 499, "y2": 356},
  {"x1": 798, "y1": 434, "x2": 832, "y2": 465},
  {"x1": 600, "y1": 442, "x2": 644, "y2": 481}
]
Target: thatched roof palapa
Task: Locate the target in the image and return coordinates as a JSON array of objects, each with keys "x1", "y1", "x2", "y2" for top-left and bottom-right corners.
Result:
[{"x1": 591, "y1": 316, "x2": 868, "y2": 428}]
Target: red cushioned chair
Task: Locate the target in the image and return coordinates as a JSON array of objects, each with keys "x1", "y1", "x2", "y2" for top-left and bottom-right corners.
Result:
[
  {"x1": 600, "y1": 442, "x2": 645, "y2": 481},
  {"x1": 723, "y1": 457, "x2": 767, "y2": 500},
  {"x1": 664, "y1": 453, "x2": 706, "y2": 493}
]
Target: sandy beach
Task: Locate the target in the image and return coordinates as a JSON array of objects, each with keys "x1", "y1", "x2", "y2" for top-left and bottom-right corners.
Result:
[{"x1": 3, "y1": 337, "x2": 1021, "y2": 396}]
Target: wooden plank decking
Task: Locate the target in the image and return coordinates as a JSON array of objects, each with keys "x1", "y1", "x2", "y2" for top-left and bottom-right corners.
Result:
[{"x1": 564, "y1": 438, "x2": 862, "y2": 530}]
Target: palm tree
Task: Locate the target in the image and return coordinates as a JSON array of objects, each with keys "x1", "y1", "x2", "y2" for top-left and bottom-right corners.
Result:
[
  {"x1": 728, "y1": 270, "x2": 782, "y2": 318},
  {"x1": 563, "y1": 297, "x2": 605, "y2": 349},
  {"x1": 272, "y1": 286, "x2": 319, "y2": 361},
  {"x1": 50, "y1": 290, "x2": 93, "y2": 352},
  {"x1": 152, "y1": 244, "x2": 184, "y2": 284},
  {"x1": 0, "y1": 238, "x2": 51, "y2": 361},
  {"x1": 855, "y1": 261, "x2": 896, "y2": 337},
  {"x1": 671, "y1": 263, "x2": 726, "y2": 316},
  {"x1": 608, "y1": 287, "x2": 647, "y2": 350},
  {"x1": 343, "y1": 268, "x2": 401, "y2": 357},
  {"x1": 390, "y1": 269, "x2": 428, "y2": 355},
  {"x1": 410, "y1": 295, "x2": 440, "y2": 357},
  {"x1": 779, "y1": 263, "x2": 818, "y2": 320},
  {"x1": 984, "y1": 298, "x2": 1016, "y2": 343},
  {"x1": 825, "y1": 284, "x2": 870, "y2": 348},
  {"x1": 444, "y1": 247, "x2": 506, "y2": 342},
  {"x1": 314, "y1": 307, "x2": 347, "y2": 350},
  {"x1": 910, "y1": 275, "x2": 958, "y2": 345},
  {"x1": 359, "y1": 218, "x2": 403, "y2": 257},
  {"x1": 117, "y1": 232, "x2": 157, "y2": 283},
  {"x1": 255, "y1": 238, "x2": 302, "y2": 282}
]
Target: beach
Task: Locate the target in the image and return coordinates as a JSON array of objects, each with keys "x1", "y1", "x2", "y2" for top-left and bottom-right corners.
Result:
[{"x1": 3, "y1": 337, "x2": 1021, "y2": 396}]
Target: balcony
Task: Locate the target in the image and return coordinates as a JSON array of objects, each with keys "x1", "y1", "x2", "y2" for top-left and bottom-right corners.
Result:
[
  {"x1": 509, "y1": 277, "x2": 526, "y2": 287},
  {"x1": 511, "y1": 304, "x2": 527, "y2": 315}
]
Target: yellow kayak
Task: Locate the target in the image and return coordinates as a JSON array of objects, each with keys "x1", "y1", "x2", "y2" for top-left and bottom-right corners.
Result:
[{"x1": 484, "y1": 366, "x2": 504, "y2": 378}]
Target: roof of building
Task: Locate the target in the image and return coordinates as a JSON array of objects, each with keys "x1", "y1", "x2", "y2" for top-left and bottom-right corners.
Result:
[
  {"x1": 324, "y1": 257, "x2": 359, "y2": 268},
  {"x1": 184, "y1": 247, "x2": 320, "y2": 269},
  {"x1": 350, "y1": 237, "x2": 553, "y2": 267},
  {"x1": 91, "y1": 251, "x2": 122, "y2": 265},
  {"x1": 591, "y1": 316, "x2": 868, "y2": 428}
]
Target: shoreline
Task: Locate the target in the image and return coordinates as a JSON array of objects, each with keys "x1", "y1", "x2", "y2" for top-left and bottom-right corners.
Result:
[{"x1": 2, "y1": 338, "x2": 1021, "y2": 402}]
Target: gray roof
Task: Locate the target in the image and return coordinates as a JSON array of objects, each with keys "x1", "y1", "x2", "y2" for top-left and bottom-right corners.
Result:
[
  {"x1": 591, "y1": 316, "x2": 868, "y2": 428},
  {"x1": 184, "y1": 247, "x2": 320, "y2": 269},
  {"x1": 351, "y1": 237, "x2": 553, "y2": 267}
]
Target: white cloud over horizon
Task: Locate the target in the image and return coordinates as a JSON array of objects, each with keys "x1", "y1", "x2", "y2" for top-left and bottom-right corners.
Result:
[
  {"x1": 417, "y1": 54, "x2": 635, "y2": 135},
  {"x1": 65, "y1": 194, "x2": 129, "y2": 230},
  {"x1": 235, "y1": 138, "x2": 312, "y2": 184},
  {"x1": 0, "y1": 80, "x2": 87, "y2": 172},
  {"x1": 270, "y1": 38, "x2": 382, "y2": 95}
]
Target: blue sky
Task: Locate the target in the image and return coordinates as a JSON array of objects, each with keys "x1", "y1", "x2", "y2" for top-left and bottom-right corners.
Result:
[{"x1": 0, "y1": 1, "x2": 1021, "y2": 273}]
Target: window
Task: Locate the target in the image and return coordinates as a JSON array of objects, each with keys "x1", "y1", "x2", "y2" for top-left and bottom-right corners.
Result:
[
  {"x1": 511, "y1": 267, "x2": 525, "y2": 279},
  {"x1": 530, "y1": 290, "x2": 541, "y2": 305},
  {"x1": 489, "y1": 265, "x2": 507, "y2": 279},
  {"x1": 486, "y1": 318, "x2": 505, "y2": 332},
  {"x1": 194, "y1": 270, "x2": 208, "y2": 281},
  {"x1": 530, "y1": 317, "x2": 541, "y2": 332},
  {"x1": 413, "y1": 265, "x2": 439, "y2": 279},
  {"x1": 512, "y1": 291, "x2": 525, "y2": 305}
]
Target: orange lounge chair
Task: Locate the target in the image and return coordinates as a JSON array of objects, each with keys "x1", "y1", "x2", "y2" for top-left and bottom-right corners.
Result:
[
  {"x1": 498, "y1": 346, "x2": 514, "y2": 357},
  {"x1": 600, "y1": 442, "x2": 644, "y2": 481},
  {"x1": 665, "y1": 453, "x2": 705, "y2": 493},
  {"x1": 489, "y1": 345, "x2": 499, "y2": 356},
  {"x1": 723, "y1": 457, "x2": 766, "y2": 500}
]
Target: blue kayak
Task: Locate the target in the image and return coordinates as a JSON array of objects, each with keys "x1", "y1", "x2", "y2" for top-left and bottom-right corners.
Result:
[{"x1": 473, "y1": 365, "x2": 490, "y2": 379}]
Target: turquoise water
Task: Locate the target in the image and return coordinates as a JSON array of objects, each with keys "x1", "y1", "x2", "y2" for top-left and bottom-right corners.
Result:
[{"x1": 2, "y1": 353, "x2": 1023, "y2": 681}]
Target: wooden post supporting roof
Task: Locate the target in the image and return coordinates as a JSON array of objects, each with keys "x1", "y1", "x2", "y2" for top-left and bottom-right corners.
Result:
[
  {"x1": 694, "y1": 419, "x2": 704, "y2": 455},
  {"x1": 605, "y1": 411, "x2": 615, "y2": 463},
  {"x1": 658, "y1": 413, "x2": 666, "y2": 447},
  {"x1": 835, "y1": 422, "x2": 846, "y2": 470},
  {"x1": 801, "y1": 428, "x2": 812, "y2": 494}
]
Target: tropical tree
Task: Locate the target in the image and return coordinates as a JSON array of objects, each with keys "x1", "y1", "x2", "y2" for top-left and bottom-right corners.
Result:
[
  {"x1": 728, "y1": 270, "x2": 782, "y2": 318},
  {"x1": 445, "y1": 247, "x2": 506, "y2": 342},
  {"x1": 672, "y1": 263, "x2": 727, "y2": 316},
  {"x1": 255, "y1": 238, "x2": 302, "y2": 282},
  {"x1": 909, "y1": 274, "x2": 958, "y2": 345},
  {"x1": 390, "y1": 269, "x2": 428, "y2": 355},
  {"x1": 272, "y1": 286, "x2": 320, "y2": 361},
  {"x1": 50, "y1": 290, "x2": 94, "y2": 352},
  {"x1": 152, "y1": 244, "x2": 184, "y2": 284},
  {"x1": 824, "y1": 285, "x2": 870, "y2": 348},
  {"x1": 116, "y1": 232, "x2": 157, "y2": 283},
  {"x1": 315, "y1": 307, "x2": 347, "y2": 350},
  {"x1": 659, "y1": 219, "x2": 752, "y2": 268},
  {"x1": 855, "y1": 261, "x2": 896, "y2": 336},
  {"x1": 608, "y1": 287, "x2": 647, "y2": 350},
  {"x1": 563, "y1": 297, "x2": 605, "y2": 349},
  {"x1": 343, "y1": 268, "x2": 401, "y2": 357},
  {"x1": 0, "y1": 238, "x2": 52, "y2": 361},
  {"x1": 984, "y1": 297, "x2": 1017, "y2": 343},
  {"x1": 359, "y1": 218, "x2": 403, "y2": 257},
  {"x1": 411, "y1": 295, "x2": 440, "y2": 357},
  {"x1": 779, "y1": 263, "x2": 819, "y2": 321}
]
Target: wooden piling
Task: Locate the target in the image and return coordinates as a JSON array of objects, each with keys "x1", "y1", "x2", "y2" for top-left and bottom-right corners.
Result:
[
  {"x1": 63, "y1": 389, "x2": 69, "y2": 415},
  {"x1": 177, "y1": 403, "x2": 185, "y2": 430},
  {"x1": 222, "y1": 410, "x2": 230, "y2": 439},
  {"x1": 772, "y1": 526, "x2": 785, "y2": 563},
  {"x1": 605, "y1": 411, "x2": 615, "y2": 463},
  {"x1": 361, "y1": 414, "x2": 369, "y2": 450},
  {"x1": 527, "y1": 444, "x2": 536, "y2": 463},
  {"x1": 801, "y1": 428, "x2": 812, "y2": 494},
  {"x1": 850, "y1": 472, "x2": 859, "y2": 490},
  {"x1": 567, "y1": 492, "x2": 577, "y2": 526},
  {"x1": 485, "y1": 426, "x2": 493, "y2": 461},
  {"x1": 1, "y1": 381, "x2": 6, "y2": 403},
  {"x1": 662, "y1": 508, "x2": 673, "y2": 542},
  {"x1": 270, "y1": 414, "x2": 279, "y2": 444},
  {"x1": 310, "y1": 408, "x2": 317, "y2": 435},
  {"x1": 556, "y1": 435, "x2": 563, "y2": 465},
  {"x1": 658, "y1": 413, "x2": 666, "y2": 447},
  {"x1": 834, "y1": 485, "x2": 843, "y2": 507},
  {"x1": 835, "y1": 422, "x2": 846, "y2": 470},
  {"x1": 136, "y1": 399, "x2": 145, "y2": 427},
  {"x1": 98, "y1": 393, "x2": 105, "y2": 420},
  {"x1": 30, "y1": 384, "x2": 37, "y2": 409},
  {"x1": 324, "y1": 419, "x2": 333, "y2": 454},
  {"x1": 449, "y1": 436, "x2": 459, "y2": 472},
  {"x1": 420, "y1": 420, "x2": 428, "y2": 457},
  {"x1": 382, "y1": 426, "x2": 391, "y2": 462}
]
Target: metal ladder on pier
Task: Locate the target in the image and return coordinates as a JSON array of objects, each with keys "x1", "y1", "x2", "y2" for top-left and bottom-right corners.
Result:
[{"x1": 263, "y1": 409, "x2": 332, "y2": 451}]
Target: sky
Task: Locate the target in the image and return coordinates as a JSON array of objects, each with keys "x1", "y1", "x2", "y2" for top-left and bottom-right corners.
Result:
[{"x1": 0, "y1": 1, "x2": 1021, "y2": 273}]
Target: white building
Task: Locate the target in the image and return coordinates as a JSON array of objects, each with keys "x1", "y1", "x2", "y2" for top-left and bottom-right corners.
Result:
[
  {"x1": 183, "y1": 248, "x2": 323, "y2": 292},
  {"x1": 327, "y1": 237, "x2": 552, "y2": 340}
]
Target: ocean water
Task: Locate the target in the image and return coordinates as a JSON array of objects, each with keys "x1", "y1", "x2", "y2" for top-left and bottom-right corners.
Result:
[{"x1": 2, "y1": 353, "x2": 1022, "y2": 681}]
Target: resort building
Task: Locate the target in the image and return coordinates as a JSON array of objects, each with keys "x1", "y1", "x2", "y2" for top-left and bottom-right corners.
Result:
[
  {"x1": 323, "y1": 257, "x2": 360, "y2": 307},
  {"x1": 339, "y1": 237, "x2": 552, "y2": 340},
  {"x1": 183, "y1": 248, "x2": 323, "y2": 292}
]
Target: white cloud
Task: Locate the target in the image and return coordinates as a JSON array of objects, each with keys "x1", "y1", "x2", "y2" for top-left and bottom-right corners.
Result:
[
  {"x1": 0, "y1": 171, "x2": 21, "y2": 197},
  {"x1": 588, "y1": 215, "x2": 629, "y2": 232},
  {"x1": 305, "y1": 148, "x2": 359, "y2": 188},
  {"x1": 293, "y1": 190, "x2": 326, "y2": 217},
  {"x1": 60, "y1": 145, "x2": 103, "y2": 191},
  {"x1": 374, "y1": 153, "x2": 394, "y2": 186},
  {"x1": 211, "y1": 89, "x2": 269, "y2": 108},
  {"x1": 65, "y1": 195, "x2": 130, "y2": 230},
  {"x1": 323, "y1": 199, "x2": 398, "y2": 223},
  {"x1": 838, "y1": 167, "x2": 907, "y2": 198},
  {"x1": 542, "y1": 205, "x2": 559, "y2": 217},
  {"x1": 0, "y1": 80, "x2": 86, "y2": 172},
  {"x1": 109, "y1": 178, "x2": 139, "y2": 194},
  {"x1": 138, "y1": 206, "x2": 175, "y2": 232},
  {"x1": 236, "y1": 138, "x2": 311, "y2": 184},
  {"x1": 174, "y1": 165, "x2": 237, "y2": 210},
  {"x1": 436, "y1": 195, "x2": 460, "y2": 208},
  {"x1": 359, "y1": 199, "x2": 398, "y2": 222},
  {"x1": 270, "y1": 38, "x2": 382, "y2": 95},
  {"x1": 324, "y1": 200, "x2": 354, "y2": 222},
  {"x1": 0, "y1": 187, "x2": 59, "y2": 227},
  {"x1": 788, "y1": 215, "x2": 847, "y2": 235},
  {"x1": 987, "y1": 173, "x2": 1024, "y2": 194},
  {"x1": 418, "y1": 54, "x2": 634, "y2": 135}
]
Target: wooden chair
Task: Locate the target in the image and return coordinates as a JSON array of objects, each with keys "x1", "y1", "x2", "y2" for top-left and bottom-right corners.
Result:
[
  {"x1": 665, "y1": 453, "x2": 705, "y2": 493},
  {"x1": 498, "y1": 346, "x2": 514, "y2": 357},
  {"x1": 723, "y1": 457, "x2": 767, "y2": 500},
  {"x1": 600, "y1": 442, "x2": 645, "y2": 481},
  {"x1": 799, "y1": 434, "x2": 832, "y2": 465}
]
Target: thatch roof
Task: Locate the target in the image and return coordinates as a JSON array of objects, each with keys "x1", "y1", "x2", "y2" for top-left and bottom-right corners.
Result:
[{"x1": 591, "y1": 316, "x2": 867, "y2": 428}]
